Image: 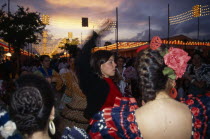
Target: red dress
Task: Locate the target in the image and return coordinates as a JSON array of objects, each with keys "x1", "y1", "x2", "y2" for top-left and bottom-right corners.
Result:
[{"x1": 100, "y1": 78, "x2": 122, "y2": 110}]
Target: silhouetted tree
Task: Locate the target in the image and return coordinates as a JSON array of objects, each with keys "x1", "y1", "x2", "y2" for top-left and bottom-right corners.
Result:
[
  {"x1": 61, "y1": 38, "x2": 80, "y2": 57},
  {"x1": 0, "y1": 6, "x2": 45, "y2": 71}
]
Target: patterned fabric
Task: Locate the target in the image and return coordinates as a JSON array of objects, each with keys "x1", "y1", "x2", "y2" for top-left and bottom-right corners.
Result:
[
  {"x1": 59, "y1": 92, "x2": 89, "y2": 131},
  {"x1": 60, "y1": 70, "x2": 85, "y2": 98},
  {"x1": 89, "y1": 97, "x2": 140, "y2": 139},
  {"x1": 180, "y1": 94, "x2": 210, "y2": 139},
  {"x1": 89, "y1": 95, "x2": 210, "y2": 139},
  {"x1": 61, "y1": 126, "x2": 89, "y2": 139},
  {"x1": 58, "y1": 69, "x2": 88, "y2": 134},
  {"x1": 0, "y1": 107, "x2": 22, "y2": 139}
]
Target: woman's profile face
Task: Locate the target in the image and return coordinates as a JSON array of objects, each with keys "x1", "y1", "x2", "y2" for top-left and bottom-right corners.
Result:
[
  {"x1": 42, "y1": 57, "x2": 51, "y2": 68},
  {"x1": 100, "y1": 56, "x2": 117, "y2": 78}
]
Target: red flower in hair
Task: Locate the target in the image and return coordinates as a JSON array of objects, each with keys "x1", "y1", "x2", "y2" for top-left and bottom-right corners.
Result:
[
  {"x1": 150, "y1": 36, "x2": 162, "y2": 50},
  {"x1": 164, "y1": 47, "x2": 191, "y2": 79},
  {"x1": 136, "y1": 36, "x2": 162, "y2": 53}
]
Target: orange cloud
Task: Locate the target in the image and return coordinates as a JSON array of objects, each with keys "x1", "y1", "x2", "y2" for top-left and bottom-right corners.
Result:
[
  {"x1": 49, "y1": 15, "x2": 82, "y2": 29},
  {"x1": 49, "y1": 14, "x2": 100, "y2": 29},
  {"x1": 48, "y1": 13, "x2": 114, "y2": 31},
  {"x1": 46, "y1": 0, "x2": 122, "y2": 11}
]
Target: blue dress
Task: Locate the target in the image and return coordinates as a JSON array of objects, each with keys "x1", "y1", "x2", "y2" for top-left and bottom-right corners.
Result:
[{"x1": 89, "y1": 97, "x2": 140, "y2": 139}]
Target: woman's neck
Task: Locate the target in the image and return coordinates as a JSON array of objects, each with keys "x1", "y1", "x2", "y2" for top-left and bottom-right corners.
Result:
[
  {"x1": 103, "y1": 75, "x2": 110, "y2": 78},
  {"x1": 141, "y1": 91, "x2": 172, "y2": 106},
  {"x1": 155, "y1": 91, "x2": 171, "y2": 100},
  {"x1": 26, "y1": 131, "x2": 50, "y2": 139}
]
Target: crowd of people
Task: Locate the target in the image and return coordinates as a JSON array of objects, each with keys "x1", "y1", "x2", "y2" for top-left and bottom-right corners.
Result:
[{"x1": 1, "y1": 20, "x2": 210, "y2": 139}]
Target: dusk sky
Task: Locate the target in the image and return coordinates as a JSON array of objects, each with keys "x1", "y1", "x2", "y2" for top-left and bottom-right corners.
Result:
[{"x1": 1, "y1": 0, "x2": 210, "y2": 44}]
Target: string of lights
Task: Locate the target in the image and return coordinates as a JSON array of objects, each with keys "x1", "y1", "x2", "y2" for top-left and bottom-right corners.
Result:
[
  {"x1": 169, "y1": 10, "x2": 193, "y2": 25},
  {"x1": 201, "y1": 5, "x2": 210, "y2": 16},
  {"x1": 93, "y1": 40, "x2": 210, "y2": 52},
  {"x1": 169, "y1": 5, "x2": 210, "y2": 25},
  {"x1": 105, "y1": 21, "x2": 116, "y2": 30}
]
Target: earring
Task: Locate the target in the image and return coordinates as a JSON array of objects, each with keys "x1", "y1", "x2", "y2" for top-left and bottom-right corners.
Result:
[
  {"x1": 170, "y1": 87, "x2": 178, "y2": 99},
  {"x1": 49, "y1": 120, "x2": 56, "y2": 135}
]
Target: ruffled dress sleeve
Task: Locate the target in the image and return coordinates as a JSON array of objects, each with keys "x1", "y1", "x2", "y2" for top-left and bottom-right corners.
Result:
[
  {"x1": 88, "y1": 97, "x2": 141, "y2": 139},
  {"x1": 61, "y1": 126, "x2": 89, "y2": 139},
  {"x1": 180, "y1": 94, "x2": 210, "y2": 139}
]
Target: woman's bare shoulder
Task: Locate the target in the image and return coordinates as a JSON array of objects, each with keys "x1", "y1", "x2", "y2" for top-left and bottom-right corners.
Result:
[{"x1": 135, "y1": 99, "x2": 192, "y2": 138}]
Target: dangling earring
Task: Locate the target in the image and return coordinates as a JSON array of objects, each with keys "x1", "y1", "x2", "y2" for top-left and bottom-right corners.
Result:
[
  {"x1": 170, "y1": 87, "x2": 178, "y2": 99},
  {"x1": 49, "y1": 120, "x2": 56, "y2": 135}
]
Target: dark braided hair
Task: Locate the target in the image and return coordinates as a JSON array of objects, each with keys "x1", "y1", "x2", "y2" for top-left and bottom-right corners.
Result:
[
  {"x1": 135, "y1": 44, "x2": 169, "y2": 102},
  {"x1": 10, "y1": 74, "x2": 55, "y2": 136}
]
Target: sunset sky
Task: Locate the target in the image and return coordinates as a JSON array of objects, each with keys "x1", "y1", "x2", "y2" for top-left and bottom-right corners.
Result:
[{"x1": 1, "y1": 0, "x2": 210, "y2": 44}]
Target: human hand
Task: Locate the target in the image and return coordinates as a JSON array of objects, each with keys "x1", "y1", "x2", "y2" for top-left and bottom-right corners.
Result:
[{"x1": 96, "y1": 19, "x2": 113, "y2": 36}]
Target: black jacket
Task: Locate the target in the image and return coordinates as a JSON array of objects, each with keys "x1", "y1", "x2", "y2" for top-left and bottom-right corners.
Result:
[{"x1": 76, "y1": 32, "x2": 109, "y2": 119}]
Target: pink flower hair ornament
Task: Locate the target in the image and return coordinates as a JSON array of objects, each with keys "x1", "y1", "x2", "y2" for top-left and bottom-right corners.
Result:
[
  {"x1": 136, "y1": 36, "x2": 191, "y2": 80},
  {"x1": 163, "y1": 47, "x2": 191, "y2": 79}
]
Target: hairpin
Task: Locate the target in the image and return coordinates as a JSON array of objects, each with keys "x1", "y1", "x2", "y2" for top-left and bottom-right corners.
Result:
[{"x1": 136, "y1": 45, "x2": 149, "y2": 53}]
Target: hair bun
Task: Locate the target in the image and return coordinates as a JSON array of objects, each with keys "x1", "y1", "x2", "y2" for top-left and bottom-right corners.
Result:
[{"x1": 12, "y1": 87, "x2": 43, "y2": 115}]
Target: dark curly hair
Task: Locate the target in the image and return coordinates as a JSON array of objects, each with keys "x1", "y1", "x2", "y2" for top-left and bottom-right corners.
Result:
[
  {"x1": 135, "y1": 44, "x2": 169, "y2": 102},
  {"x1": 9, "y1": 74, "x2": 55, "y2": 136},
  {"x1": 90, "y1": 50, "x2": 116, "y2": 77}
]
